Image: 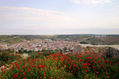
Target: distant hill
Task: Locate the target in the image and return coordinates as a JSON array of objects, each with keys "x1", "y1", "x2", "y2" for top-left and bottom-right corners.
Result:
[
  {"x1": 56, "y1": 34, "x2": 119, "y2": 45},
  {"x1": 0, "y1": 34, "x2": 119, "y2": 45}
]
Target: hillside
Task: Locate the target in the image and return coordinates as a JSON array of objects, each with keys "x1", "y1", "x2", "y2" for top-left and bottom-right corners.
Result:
[{"x1": 0, "y1": 34, "x2": 119, "y2": 45}]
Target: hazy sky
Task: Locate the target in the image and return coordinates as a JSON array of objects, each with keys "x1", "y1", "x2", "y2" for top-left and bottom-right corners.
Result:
[{"x1": 0, "y1": 0, "x2": 119, "y2": 35}]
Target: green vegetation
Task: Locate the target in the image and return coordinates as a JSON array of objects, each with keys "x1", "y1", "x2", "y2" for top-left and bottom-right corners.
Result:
[
  {"x1": 0, "y1": 49, "x2": 21, "y2": 66},
  {"x1": 0, "y1": 50, "x2": 119, "y2": 79}
]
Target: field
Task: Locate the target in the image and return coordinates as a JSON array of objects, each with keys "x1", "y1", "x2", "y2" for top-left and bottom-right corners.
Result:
[{"x1": 0, "y1": 49, "x2": 119, "y2": 79}]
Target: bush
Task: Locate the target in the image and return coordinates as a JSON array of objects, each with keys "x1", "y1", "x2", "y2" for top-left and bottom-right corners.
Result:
[{"x1": 0, "y1": 52, "x2": 20, "y2": 66}]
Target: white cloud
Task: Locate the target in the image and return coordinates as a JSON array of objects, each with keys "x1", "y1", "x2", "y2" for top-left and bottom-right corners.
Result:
[
  {"x1": 0, "y1": 6, "x2": 78, "y2": 24},
  {"x1": 0, "y1": 6, "x2": 118, "y2": 34},
  {"x1": 88, "y1": 0, "x2": 111, "y2": 4},
  {"x1": 71, "y1": 0, "x2": 111, "y2": 4},
  {"x1": 71, "y1": 0, "x2": 80, "y2": 4},
  {"x1": 0, "y1": 6, "x2": 81, "y2": 34}
]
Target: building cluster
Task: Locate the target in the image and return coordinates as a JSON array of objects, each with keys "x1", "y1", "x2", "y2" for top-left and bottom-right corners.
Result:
[{"x1": 1, "y1": 39, "x2": 79, "y2": 52}]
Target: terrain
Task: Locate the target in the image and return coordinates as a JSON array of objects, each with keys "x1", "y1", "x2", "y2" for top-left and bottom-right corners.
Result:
[
  {"x1": 0, "y1": 35, "x2": 119, "y2": 79},
  {"x1": 0, "y1": 34, "x2": 119, "y2": 45},
  {"x1": 0, "y1": 49, "x2": 119, "y2": 79}
]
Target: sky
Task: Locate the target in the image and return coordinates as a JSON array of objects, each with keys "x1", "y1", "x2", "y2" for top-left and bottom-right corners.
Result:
[{"x1": 0, "y1": 0, "x2": 119, "y2": 35}]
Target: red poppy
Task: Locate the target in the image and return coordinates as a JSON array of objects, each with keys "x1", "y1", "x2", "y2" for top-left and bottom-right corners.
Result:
[
  {"x1": 1, "y1": 68, "x2": 3, "y2": 71},
  {"x1": 71, "y1": 70, "x2": 73, "y2": 73},
  {"x1": 14, "y1": 73, "x2": 19, "y2": 78},
  {"x1": 106, "y1": 76, "x2": 109, "y2": 78},
  {"x1": 73, "y1": 64, "x2": 77, "y2": 67},
  {"x1": 38, "y1": 65, "x2": 43, "y2": 68},
  {"x1": 27, "y1": 69, "x2": 30, "y2": 72},
  {"x1": 57, "y1": 73, "x2": 59, "y2": 76},
  {"x1": 66, "y1": 73, "x2": 68, "y2": 77},
  {"x1": 23, "y1": 72, "x2": 26, "y2": 76},
  {"x1": 44, "y1": 72, "x2": 46, "y2": 77}
]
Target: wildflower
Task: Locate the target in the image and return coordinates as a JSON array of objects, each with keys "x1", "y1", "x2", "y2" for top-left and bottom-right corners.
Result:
[
  {"x1": 85, "y1": 70, "x2": 87, "y2": 72},
  {"x1": 14, "y1": 73, "x2": 19, "y2": 78},
  {"x1": 38, "y1": 64, "x2": 43, "y2": 68},
  {"x1": 57, "y1": 73, "x2": 59, "y2": 76},
  {"x1": 23, "y1": 60, "x2": 25, "y2": 62},
  {"x1": 106, "y1": 76, "x2": 109, "y2": 78},
  {"x1": 76, "y1": 52, "x2": 79, "y2": 56},
  {"x1": 1, "y1": 68, "x2": 3, "y2": 71},
  {"x1": 44, "y1": 72, "x2": 46, "y2": 77},
  {"x1": 105, "y1": 72, "x2": 108, "y2": 75},
  {"x1": 27, "y1": 69, "x2": 30, "y2": 72},
  {"x1": 66, "y1": 73, "x2": 68, "y2": 77},
  {"x1": 23, "y1": 72, "x2": 26, "y2": 76},
  {"x1": 71, "y1": 70, "x2": 73, "y2": 73},
  {"x1": 73, "y1": 64, "x2": 77, "y2": 67},
  {"x1": 69, "y1": 65, "x2": 71, "y2": 69},
  {"x1": 110, "y1": 61, "x2": 112, "y2": 65},
  {"x1": 78, "y1": 67, "x2": 80, "y2": 70}
]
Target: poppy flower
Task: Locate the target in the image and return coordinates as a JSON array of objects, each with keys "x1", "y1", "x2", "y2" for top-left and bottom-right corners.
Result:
[
  {"x1": 106, "y1": 76, "x2": 109, "y2": 78},
  {"x1": 66, "y1": 73, "x2": 68, "y2": 77},
  {"x1": 23, "y1": 72, "x2": 26, "y2": 76},
  {"x1": 14, "y1": 73, "x2": 19, "y2": 78},
  {"x1": 38, "y1": 64, "x2": 43, "y2": 68}
]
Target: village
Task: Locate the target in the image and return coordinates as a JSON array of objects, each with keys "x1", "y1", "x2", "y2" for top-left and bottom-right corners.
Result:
[{"x1": 0, "y1": 39, "x2": 79, "y2": 52}]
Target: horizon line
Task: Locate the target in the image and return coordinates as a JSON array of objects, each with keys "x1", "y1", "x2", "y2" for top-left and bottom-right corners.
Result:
[{"x1": 0, "y1": 34, "x2": 119, "y2": 36}]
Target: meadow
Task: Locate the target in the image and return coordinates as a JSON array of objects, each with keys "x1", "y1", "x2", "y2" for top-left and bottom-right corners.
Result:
[{"x1": 0, "y1": 49, "x2": 119, "y2": 79}]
